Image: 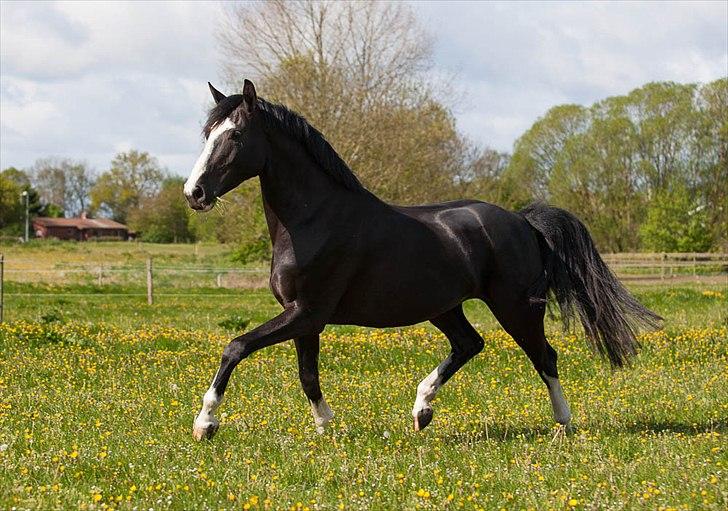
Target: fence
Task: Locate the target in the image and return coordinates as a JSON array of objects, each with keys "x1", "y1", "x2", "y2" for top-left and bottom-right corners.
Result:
[
  {"x1": 0, "y1": 257, "x2": 270, "y2": 288},
  {"x1": 601, "y1": 252, "x2": 728, "y2": 281},
  {"x1": 0, "y1": 252, "x2": 725, "y2": 322}
]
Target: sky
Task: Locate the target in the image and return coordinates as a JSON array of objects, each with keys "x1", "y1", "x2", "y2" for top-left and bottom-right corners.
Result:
[{"x1": 1, "y1": 0, "x2": 726, "y2": 176}]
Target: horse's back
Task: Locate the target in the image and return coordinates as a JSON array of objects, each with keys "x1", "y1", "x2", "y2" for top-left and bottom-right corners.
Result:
[{"x1": 397, "y1": 199, "x2": 544, "y2": 295}]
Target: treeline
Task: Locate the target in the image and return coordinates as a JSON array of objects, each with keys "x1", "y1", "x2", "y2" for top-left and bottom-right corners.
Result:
[
  {"x1": 502, "y1": 80, "x2": 727, "y2": 252},
  {"x1": 0, "y1": 152, "x2": 195, "y2": 243},
  {"x1": 1, "y1": 1, "x2": 725, "y2": 256},
  {"x1": 1, "y1": 77, "x2": 725, "y2": 254},
  {"x1": 189, "y1": 78, "x2": 728, "y2": 259},
  {"x1": 212, "y1": 0, "x2": 727, "y2": 256}
]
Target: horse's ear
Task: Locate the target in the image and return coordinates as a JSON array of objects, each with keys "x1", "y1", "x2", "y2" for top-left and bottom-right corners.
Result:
[
  {"x1": 208, "y1": 82, "x2": 226, "y2": 104},
  {"x1": 242, "y1": 79, "x2": 257, "y2": 111}
]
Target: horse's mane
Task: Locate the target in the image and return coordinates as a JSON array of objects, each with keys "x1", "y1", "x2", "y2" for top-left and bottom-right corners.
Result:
[{"x1": 203, "y1": 95, "x2": 365, "y2": 193}]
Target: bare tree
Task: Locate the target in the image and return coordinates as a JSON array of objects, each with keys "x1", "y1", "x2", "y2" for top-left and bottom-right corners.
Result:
[
  {"x1": 65, "y1": 162, "x2": 95, "y2": 216},
  {"x1": 31, "y1": 158, "x2": 94, "y2": 216},
  {"x1": 219, "y1": 1, "x2": 433, "y2": 106},
  {"x1": 31, "y1": 158, "x2": 67, "y2": 213},
  {"x1": 217, "y1": 0, "x2": 464, "y2": 204}
]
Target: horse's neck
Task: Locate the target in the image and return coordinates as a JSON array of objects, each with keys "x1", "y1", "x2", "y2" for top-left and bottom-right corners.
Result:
[{"x1": 258, "y1": 136, "x2": 353, "y2": 231}]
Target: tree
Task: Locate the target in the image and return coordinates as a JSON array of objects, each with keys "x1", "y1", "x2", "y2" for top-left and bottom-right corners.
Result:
[
  {"x1": 65, "y1": 163, "x2": 95, "y2": 217},
  {"x1": 90, "y1": 150, "x2": 166, "y2": 223},
  {"x1": 127, "y1": 177, "x2": 195, "y2": 243},
  {"x1": 31, "y1": 158, "x2": 95, "y2": 217},
  {"x1": 2, "y1": 167, "x2": 31, "y2": 188},
  {"x1": 550, "y1": 97, "x2": 645, "y2": 251},
  {"x1": 505, "y1": 78, "x2": 726, "y2": 252},
  {"x1": 640, "y1": 183, "x2": 712, "y2": 252},
  {"x1": 502, "y1": 104, "x2": 589, "y2": 209},
  {"x1": 695, "y1": 78, "x2": 728, "y2": 250},
  {"x1": 452, "y1": 145, "x2": 511, "y2": 205},
  {"x1": 218, "y1": 0, "x2": 478, "y2": 205},
  {"x1": 0, "y1": 173, "x2": 24, "y2": 234},
  {"x1": 0, "y1": 167, "x2": 51, "y2": 236},
  {"x1": 31, "y1": 158, "x2": 67, "y2": 214}
]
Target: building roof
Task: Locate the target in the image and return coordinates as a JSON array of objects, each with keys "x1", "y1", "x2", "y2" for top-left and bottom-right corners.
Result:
[{"x1": 33, "y1": 217, "x2": 129, "y2": 230}]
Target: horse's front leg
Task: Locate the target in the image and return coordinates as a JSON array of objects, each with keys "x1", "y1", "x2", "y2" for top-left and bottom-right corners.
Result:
[
  {"x1": 193, "y1": 305, "x2": 321, "y2": 441},
  {"x1": 295, "y1": 335, "x2": 334, "y2": 433}
]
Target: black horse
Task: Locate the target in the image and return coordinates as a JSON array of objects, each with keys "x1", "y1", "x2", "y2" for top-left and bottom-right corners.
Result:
[{"x1": 185, "y1": 80, "x2": 661, "y2": 440}]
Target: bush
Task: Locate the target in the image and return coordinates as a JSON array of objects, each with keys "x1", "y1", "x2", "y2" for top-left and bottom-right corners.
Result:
[
  {"x1": 640, "y1": 183, "x2": 713, "y2": 252},
  {"x1": 231, "y1": 235, "x2": 271, "y2": 264},
  {"x1": 217, "y1": 315, "x2": 251, "y2": 332}
]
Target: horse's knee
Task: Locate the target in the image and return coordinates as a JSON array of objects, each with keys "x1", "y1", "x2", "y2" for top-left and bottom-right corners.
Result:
[{"x1": 222, "y1": 339, "x2": 248, "y2": 363}]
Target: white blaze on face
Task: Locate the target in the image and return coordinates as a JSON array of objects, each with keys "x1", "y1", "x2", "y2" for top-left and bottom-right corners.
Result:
[{"x1": 184, "y1": 118, "x2": 236, "y2": 197}]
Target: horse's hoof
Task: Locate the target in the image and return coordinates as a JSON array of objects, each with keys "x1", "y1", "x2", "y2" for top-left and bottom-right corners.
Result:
[
  {"x1": 192, "y1": 420, "x2": 219, "y2": 441},
  {"x1": 413, "y1": 408, "x2": 433, "y2": 432}
]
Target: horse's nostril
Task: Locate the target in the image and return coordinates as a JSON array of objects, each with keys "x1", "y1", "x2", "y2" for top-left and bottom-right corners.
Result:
[{"x1": 192, "y1": 185, "x2": 205, "y2": 202}]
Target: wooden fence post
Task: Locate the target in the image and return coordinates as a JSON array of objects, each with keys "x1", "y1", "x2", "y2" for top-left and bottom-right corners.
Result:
[
  {"x1": 0, "y1": 253, "x2": 4, "y2": 323},
  {"x1": 146, "y1": 257, "x2": 154, "y2": 305},
  {"x1": 693, "y1": 253, "x2": 697, "y2": 281}
]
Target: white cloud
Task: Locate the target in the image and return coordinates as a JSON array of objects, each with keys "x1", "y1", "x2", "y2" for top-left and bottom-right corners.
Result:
[
  {"x1": 414, "y1": 0, "x2": 727, "y2": 151},
  {"x1": 0, "y1": 0, "x2": 222, "y2": 172},
  {"x1": 0, "y1": 0, "x2": 726, "y2": 173}
]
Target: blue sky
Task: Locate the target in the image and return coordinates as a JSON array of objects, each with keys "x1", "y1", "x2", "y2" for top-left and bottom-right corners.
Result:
[{"x1": 1, "y1": 1, "x2": 726, "y2": 175}]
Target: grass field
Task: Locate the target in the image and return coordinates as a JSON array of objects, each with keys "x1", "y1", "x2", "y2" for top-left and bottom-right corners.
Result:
[{"x1": 0, "y1": 242, "x2": 726, "y2": 510}]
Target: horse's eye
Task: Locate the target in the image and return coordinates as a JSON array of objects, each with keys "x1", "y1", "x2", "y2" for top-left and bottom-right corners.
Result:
[{"x1": 231, "y1": 130, "x2": 242, "y2": 140}]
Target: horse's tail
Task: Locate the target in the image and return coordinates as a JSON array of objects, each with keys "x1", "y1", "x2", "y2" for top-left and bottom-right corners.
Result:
[{"x1": 519, "y1": 202, "x2": 663, "y2": 367}]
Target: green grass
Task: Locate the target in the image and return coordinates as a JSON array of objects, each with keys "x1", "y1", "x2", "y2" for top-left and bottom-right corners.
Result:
[
  {"x1": 0, "y1": 240, "x2": 726, "y2": 509},
  {"x1": 0, "y1": 239, "x2": 236, "y2": 267}
]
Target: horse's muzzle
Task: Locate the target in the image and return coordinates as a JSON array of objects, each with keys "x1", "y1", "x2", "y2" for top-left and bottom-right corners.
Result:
[{"x1": 186, "y1": 185, "x2": 214, "y2": 211}]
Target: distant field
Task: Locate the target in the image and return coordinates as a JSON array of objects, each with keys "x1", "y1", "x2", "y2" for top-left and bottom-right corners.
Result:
[
  {"x1": 0, "y1": 241, "x2": 726, "y2": 509},
  {"x1": 0, "y1": 240, "x2": 268, "y2": 288},
  {"x1": 0, "y1": 240, "x2": 235, "y2": 267}
]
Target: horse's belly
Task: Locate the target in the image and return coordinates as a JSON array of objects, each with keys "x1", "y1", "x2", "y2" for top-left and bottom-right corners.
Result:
[{"x1": 329, "y1": 263, "x2": 475, "y2": 327}]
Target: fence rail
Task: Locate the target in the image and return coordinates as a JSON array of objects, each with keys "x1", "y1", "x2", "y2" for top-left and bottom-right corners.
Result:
[
  {"x1": 601, "y1": 252, "x2": 728, "y2": 281},
  {"x1": 0, "y1": 252, "x2": 725, "y2": 322}
]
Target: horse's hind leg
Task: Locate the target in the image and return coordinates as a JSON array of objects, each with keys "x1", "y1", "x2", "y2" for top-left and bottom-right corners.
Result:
[
  {"x1": 485, "y1": 292, "x2": 571, "y2": 427},
  {"x1": 413, "y1": 305, "x2": 484, "y2": 431},
  {"x1": 294, "y1": 335, "x2": 334, "y2": 434}
]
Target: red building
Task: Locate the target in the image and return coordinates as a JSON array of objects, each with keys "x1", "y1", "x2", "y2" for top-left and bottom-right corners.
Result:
[{"x1": 32, "y1": 215, "x2": 132, "y2": 241}]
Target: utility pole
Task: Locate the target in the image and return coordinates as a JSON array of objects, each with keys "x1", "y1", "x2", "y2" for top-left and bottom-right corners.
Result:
[{"x1": 21, "y1": 190, "x2": 29, "y2": 242}]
